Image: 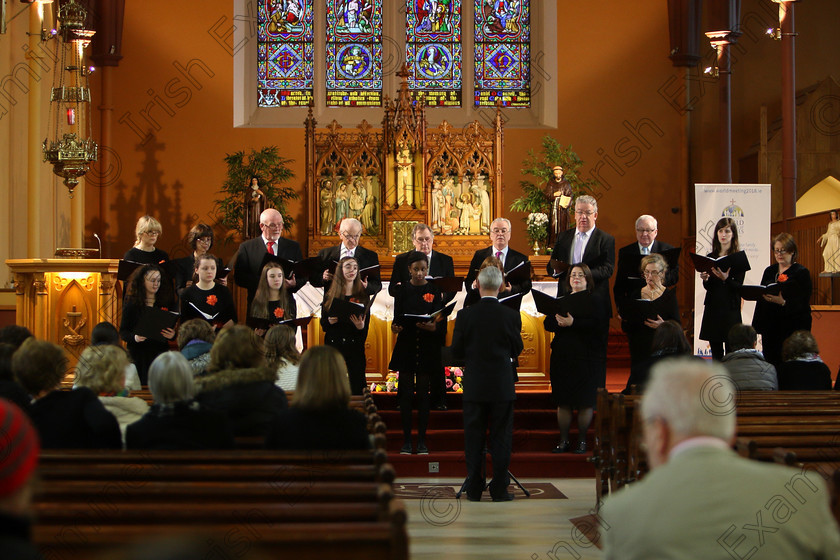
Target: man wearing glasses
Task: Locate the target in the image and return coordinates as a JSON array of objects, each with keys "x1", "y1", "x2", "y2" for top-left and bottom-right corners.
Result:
[
  {"x1": 613, "y1": 215, "x2": 679, "y2": 365},
  {"x1": 464, "y1": 217, "x2": 532, "y2": 307},
  {"x1": 234, "y1": 208, "x2": 304, "y2": 313},
  {"x1": 311, "y1": 218, "x2": 382, "y2": 296}
]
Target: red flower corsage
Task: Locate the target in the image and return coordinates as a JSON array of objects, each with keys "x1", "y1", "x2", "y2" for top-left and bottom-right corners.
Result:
[
  {"x1": 422, "y1": 293, "x2": 435, "y2": 303},
  {"x1": 274, "y1": 307, "x2": 285, "y2": 319},
  {"x1": 777, "y1": 273, "x2": 788, "y2": 283},
  {"x1": 206, "y1": 294, "x2": 218, "y2": 306},
  {"x1": 160, "y1": 307, "x2": 168, "y2": 312},
  {"x1": 349, "y1": 297, "x2": 361, "y2": 304}
]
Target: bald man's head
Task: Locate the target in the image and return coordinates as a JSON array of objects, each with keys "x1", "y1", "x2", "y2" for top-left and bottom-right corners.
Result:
[{"x1": 260, "y1": 209, "x2": 284, "y2": 241}]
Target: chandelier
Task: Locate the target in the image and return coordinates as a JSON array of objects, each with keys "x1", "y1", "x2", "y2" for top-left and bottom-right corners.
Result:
[{"x1": 42, "y1": 0, "x2": 98, "y2": 198}]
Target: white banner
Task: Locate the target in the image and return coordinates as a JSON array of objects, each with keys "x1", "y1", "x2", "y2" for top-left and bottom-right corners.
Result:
[{"x1": 693, "y1": 184, "x2": 771, "y2": 358}]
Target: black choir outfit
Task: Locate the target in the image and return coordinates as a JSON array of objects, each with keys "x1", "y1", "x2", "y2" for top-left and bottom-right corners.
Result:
[
  {"x1": 389, "y1": 282, "x2": 446, "y2": 448},
  {"x1": 751, "y1": 262, "x2": 812, "y2": 367},
  {"x1": 699, "y1": 252, "x2": 750, "y2": 360},
  {"x1": 463, "y1": 246, "x2": 532, "y2": 307},
  {"x1": 123, "y1": 247, "x2": 169, "y2": 265},
  {"x1": 619, "y1": 286, "x2": 681, "y2": 369},
  {"x1": 179, "y1": 283, "x2": 237, "y2": 330},
  {"x1": 320, "y1": 293, "x2": 370, "y2": 395},
  {"x1": 311, "y1": 244, "x2": 382, "y2": 297},
  {"x1": 234, "y1": 236, "x2": 304, "y2": 315},
  {"x1": 173, "y1": 254, "x2": 225, "y2": 294},
  {"x1": 543, "y1": 293, "x2": 606, "y2": 409},
  {"x1": 119, "y1": 299, "x2": 173, "y2": 385}
]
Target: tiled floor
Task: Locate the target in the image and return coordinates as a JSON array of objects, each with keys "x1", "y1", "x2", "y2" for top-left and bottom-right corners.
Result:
[{"x1": 401, "y1": 478, "x2": 604, "y2": 560}]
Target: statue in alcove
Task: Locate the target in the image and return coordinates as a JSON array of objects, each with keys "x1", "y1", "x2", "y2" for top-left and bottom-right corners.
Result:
[
  {"x1": 396, "y1": 141, "x2": 414, "y2": 207},
  {"x1": 818, "y1": 209, "x2": 840, "y2": 273},
  {"x1": 319, "y1": 180, "x2": 335, "y2": 235},
  {"x1": 244, "y1": 177, "x2": 266, "y2": 240}
]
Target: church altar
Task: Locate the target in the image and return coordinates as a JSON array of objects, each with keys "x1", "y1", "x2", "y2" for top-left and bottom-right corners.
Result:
[{"x1": 296, "y1": 281, "x2": 559, "y2": 385}]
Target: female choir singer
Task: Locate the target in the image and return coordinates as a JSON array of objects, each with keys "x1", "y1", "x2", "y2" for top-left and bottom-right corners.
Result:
[
  {"x1": 174, "y1": 224, "x2": 226, "y2": 294},
  {"x1": 751, "y1": 233, "x2": 812, "y2": 367},
  {"x1": 544, "y1": 263, "x2": 603, "y2": 454},
  {"x1": 320, "y1": 257, "x2": 370, "y2": 395},
  {"x1": 124, "y1": 216, "x2": 169, "y2": 264},
  {"x1": 699, "y1": 217, "x2": 750, "y2": 361},
  {"x1": 179, "y1": 254, "x2": 237, "y2": 331},
  {"x1": 389, "y1": 251, "x2": 446, "y2": 455},
  {"x1": 248, "y1": 261, "x2": 297, "y2": 337},
  {"x1": 119, "y1": 264, "x2": 176, "y2": 385}
]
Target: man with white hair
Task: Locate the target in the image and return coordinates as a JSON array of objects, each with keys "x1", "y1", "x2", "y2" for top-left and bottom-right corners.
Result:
[
  {"x1": 601, "y1": 358, "x2": 840, "y2": 559},
  {"x1": 450, "y1": 266, "x2": 523, "y2": 502},
  {"x1": 614, "y1": 214, "x2": 678, "y2": 365},
  {"x1": 311, "y1": 218, "x2": 381, "y2": 296},
  {"x1": 463, "y1": 217, "x2": 532, "y2": 307}
]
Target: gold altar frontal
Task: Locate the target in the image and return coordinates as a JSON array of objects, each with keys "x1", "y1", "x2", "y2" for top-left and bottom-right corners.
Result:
[{"x1": 6, "y1": 259, "x2": 121, "y2": 367}]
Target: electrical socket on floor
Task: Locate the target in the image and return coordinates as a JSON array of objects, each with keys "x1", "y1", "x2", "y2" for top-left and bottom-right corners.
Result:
[{"x1": 428, "y1": 462, "x2": 440, "y2": 473}]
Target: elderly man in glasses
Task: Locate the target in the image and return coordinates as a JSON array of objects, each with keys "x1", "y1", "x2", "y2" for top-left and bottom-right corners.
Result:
[
  {"x1": 463, "y1": 217, "x2": 532, "y2": 307},
  {"x1": 311, "y1": 218, "x2": 382, "y2": 296}
]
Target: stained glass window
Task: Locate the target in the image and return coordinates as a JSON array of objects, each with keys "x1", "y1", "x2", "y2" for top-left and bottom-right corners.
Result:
[
  {"x1": 406, "y1": 1, "x2": 462, "y2": 107},
  {"x1": 325, "y1": 0, "x2": 383, "y2": 107},
  {"x1": 474, "y1": 0, "x2": 530, "y2": 108},
  {"x1": 258, "y1": 0, "x2": 315, "y2": 107}
]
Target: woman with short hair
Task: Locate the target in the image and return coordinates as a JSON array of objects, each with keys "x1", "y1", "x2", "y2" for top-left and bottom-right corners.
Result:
[
  {"x1": 126, "y1": 352, "x2": 235, "y2": 449},
  {"x1": 776, "y1": 331, "x2": 832, "y2": 391},
  {"x1": 265, "y1": 346, "x2": 371, "y2": 450},
  {"x1": 124, "y1": 215, "x2": 169, "y2": 265},
  {"x1": 177, "y1": 318, "x2": 215, "y2": 376}
]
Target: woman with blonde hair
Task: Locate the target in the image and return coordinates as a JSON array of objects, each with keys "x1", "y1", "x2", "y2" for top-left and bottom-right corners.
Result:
[
  {"x1": 266, "y1": 346, "x2": 370, "y2": 450},
  {"x1": 264, "y1": 325, "x2": 301, "y2": 391},
  {"x1": 124, "y1": 215, "x2": 169, "y2": 264},
  {"x1": 75, "y1": 345, "x2": 149, "y2": 446}
]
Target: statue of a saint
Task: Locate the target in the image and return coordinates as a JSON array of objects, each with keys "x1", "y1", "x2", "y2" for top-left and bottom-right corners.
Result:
[
  {"x1": 818, "y1": 209, "x2": 840, "y2": 273},
  {"x1": 396, "y1": 141, "x2": 414, "y2": 207},
  {"x1": 319, "y1": 180, "x2": 335, "y2": 235},
  {"x1": 245, "y1": 177, "x2": 267, "y2": 240},
  {"x1": 546, "y1": 165, "x2": 572, "y2": 245}
]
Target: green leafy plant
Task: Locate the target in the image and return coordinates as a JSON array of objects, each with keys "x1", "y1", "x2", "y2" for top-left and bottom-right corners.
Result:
[
  {"x1": 510, "y1": 136, "x2": 598, "y2": 215},
  {"x1": 216, "y1": 147, "x2": 299, "y2": 241}
]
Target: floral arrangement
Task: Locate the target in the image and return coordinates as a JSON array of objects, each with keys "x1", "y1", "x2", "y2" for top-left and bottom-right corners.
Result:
[
  {"x1": 445, "y1": 366, "x2": 463, "y2": 393},
  {"x1": 370, "y1": 372, "x2": 399, "y2": 393},
  {"x1": 526, "y1": 212, "x2": 549, "y2": 245}
]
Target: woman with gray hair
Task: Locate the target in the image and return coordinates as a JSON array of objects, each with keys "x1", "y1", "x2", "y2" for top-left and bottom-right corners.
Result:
[{"x1": 125, "y1": 352, "x2": 234, "y2": 449}]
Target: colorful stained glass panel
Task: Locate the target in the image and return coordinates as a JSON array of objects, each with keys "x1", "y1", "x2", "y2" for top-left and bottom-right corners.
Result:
[
  {"x1": 258, "y1": 0, "x2": 315, "y2": 107},
  {"x1": 326, "y1": 0, "x2": 383, "y2": 107},
  {"x1": 406, "y1": 1, "x2": 462, "y2": 106},
  {"x1": 474, "y1": 0, "x2": 530, "y2": 107}
]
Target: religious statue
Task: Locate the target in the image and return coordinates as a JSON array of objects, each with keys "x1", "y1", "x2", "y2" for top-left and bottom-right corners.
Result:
[
  {"x1": 334, "y1": 182, "x2": 349, "y2": 227},
  {"x1": 245, "y1": 177, "x2": 267, "y2": 240},
  {"x1": 396, "y1": 141, "x2": 415, "y2": 208},
  {"x1": 319, "y1": 180, "x2": 335, "y2": 235},
  {"x1": 545, "y1": 165, "x2": 572, "y2": 245},
  {"x1": 360, "y1": 194, "x2": 378, "y2": 234},
  {"x1": 818, "y1": 209, "x2": 840, "y2": 273}
]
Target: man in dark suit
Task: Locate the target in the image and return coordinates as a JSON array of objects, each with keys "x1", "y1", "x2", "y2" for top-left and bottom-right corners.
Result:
[
  {"x1": 613, "y1": 214, "x2": 679, "y2": 365},
  {"x1": 390, "y1": 223, "x2": 455, "y2": 410},
  {"x1": 310, "y1": 218, "x2": 382, "y2": 296},
  {"x1": 233, "y1": 208, "x2": 303, "y2": 315},
  {"x1": 464, "y1": 217, "x2": 532, "y2": 307},
  {"x1": 450, "y1": 266, "x2": 523, "y2": 502}
]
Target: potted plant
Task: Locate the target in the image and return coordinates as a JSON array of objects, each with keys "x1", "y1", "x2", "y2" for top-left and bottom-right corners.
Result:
[{"x1": 215, "y1": 147, "x2": 298, "y2": 243}]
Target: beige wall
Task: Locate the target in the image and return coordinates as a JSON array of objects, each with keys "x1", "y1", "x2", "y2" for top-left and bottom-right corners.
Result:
[{"x1": 2, "y1": 0, "x2": 839, "y2": 283}]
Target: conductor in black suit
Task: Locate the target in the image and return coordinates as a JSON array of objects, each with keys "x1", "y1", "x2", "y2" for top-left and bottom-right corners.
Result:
[
  {"x1": 450, "y1": 266, "x2": 523, "y2": 502},
  {"x1": 464, "y1": 217, "x2": 532, "y2": 307},
  {"x1": 390, "y1": 223, "x2": 456, "y2": 410},
  {"x1": 310, "y1": 218, "x2": 382, "y2": 296},
  {"x1": 233, "y1": 208, "x2": 303, "y2": 315},
  {"x1": 614, "y1": 215, "x2": 678, "y2": 365}
]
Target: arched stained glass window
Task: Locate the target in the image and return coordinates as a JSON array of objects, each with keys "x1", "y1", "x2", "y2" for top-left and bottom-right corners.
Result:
[
  {"x1": 257, "y1": 0, "x2": 315, "y2": 107},
  {"x1": 474, "y1": 0, "x2": 530, "y2": 107},
  {"x1": 325, "y1": 0, "x2": 383, "y2": 107},
  {"x1": 406, "y1": 1, "x2": 462, "y2": 107}
]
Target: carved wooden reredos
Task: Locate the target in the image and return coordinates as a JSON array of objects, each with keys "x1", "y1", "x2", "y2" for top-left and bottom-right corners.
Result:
[{"x1": 305, "y1": 73, "x2": 505, "y2": 259}]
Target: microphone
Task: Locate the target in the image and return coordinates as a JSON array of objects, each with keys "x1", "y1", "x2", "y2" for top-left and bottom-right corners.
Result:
[{"x1": 93, "y1": 233, "x2": 102, "y2": 256}]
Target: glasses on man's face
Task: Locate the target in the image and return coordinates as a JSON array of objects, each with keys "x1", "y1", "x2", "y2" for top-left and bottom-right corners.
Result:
[
  {"x1": 491, "y1": 228, "x2": 509, "y2": 234},
  {"x1": 636, "y1": 228, "x2": 656, "y2": 234},
  {"x1": 341, "y1": 232, "x2": 361, "y2": 240},
  {"x1": 261, "y1": 222, "x2": 283, "y2": 230},
  {"x1": 575, "y1": 211, "x2": 595, "y2": 217}
]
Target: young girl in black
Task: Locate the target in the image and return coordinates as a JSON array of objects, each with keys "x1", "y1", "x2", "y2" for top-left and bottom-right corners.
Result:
[{"x1": 180, "y1": 254, "x2": 237, "y2": 332}]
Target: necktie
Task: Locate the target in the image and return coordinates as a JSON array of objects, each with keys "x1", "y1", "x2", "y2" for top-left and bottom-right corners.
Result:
[
  {"x1": 642, "y1": 247, "x2": 650, "y2": 255},
  {"x1": 573, "y1": 232, "x2": 585, "y2": 263},
  {"x1": 267, "y1": 241, "x2": 275, "y2": 255},
  {"x1": 495, "y1": 250, "x2": 502, "y2": 260}
]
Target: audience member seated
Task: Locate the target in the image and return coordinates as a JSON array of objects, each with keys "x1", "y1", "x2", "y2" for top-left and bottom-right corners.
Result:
[
  {"x1": 126, "y1": 352, "x2": 235, "y2": 450},
  {"x1": 177, "y1": 319, "x2": 215, "y2": 376},
  {"x1": 195, "y1": 325, "x2": 287, "y2": 437},
  {"x1": 0, "y1": 344, "x2": 31, "y2": 413},
  {"x1": 776, "y1": 330, "x2": 833, "y2": 390},
  {"x1": 622, "y1": 320, "x2": 693, "y2": 394},
  {"x1": 264, "y1": 325, "x2": 301, "y2": 391},
  {"x1": 266, "y1": 345, "x2": 371, "y2": 450},
  {"x1": 13, "y1": 339, "x2": 120, "y2": 449},
  {"x1": 0, "y1": 399, "x2": 42, "y2": 560},
  {"x1": 601, "y1": 358, "x2": 840, "y2": 559},
  {"x1": 90, "y1": 321, "x2": 141, "y2": 390},
  {"x1": 0, "y1": 325, "x2": 33, "y2": 349},
  {"x1": 720, "y1": 324, "x2": 778, "y2": 391},
  {"x1": 74, "y1": 345, "x2": 149, "y2": 447}
]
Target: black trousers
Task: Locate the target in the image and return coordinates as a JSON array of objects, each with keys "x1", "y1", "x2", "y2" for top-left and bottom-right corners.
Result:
[
  {"x1": 462, "y1": 400, "x2": 514, "y2": 499},
  {"x1": 398, "y1": 370, "x2": 431, "y2": 441},
  {"x1": 325, "y1": 333, "x2": 367, "y2": 395}
]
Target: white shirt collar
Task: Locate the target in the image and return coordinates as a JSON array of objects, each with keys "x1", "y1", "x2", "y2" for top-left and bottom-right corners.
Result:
[
  {"x1": 638, "y1": 242, "x2": 652, "y2": 253},
  {"x1": 669, "y1": 436, "x2": 731, "y2": 460}
]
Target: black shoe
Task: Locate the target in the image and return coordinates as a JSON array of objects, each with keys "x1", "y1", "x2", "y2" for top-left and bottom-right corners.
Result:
[
  {"x1": 552, "y1": 441, "x2": 571, "y2": 453},
  {"x1": 435, "y1": 404, "x2": 448, "y2": 411},
  {"x1": 491, "y1": 492, "x2": 515, "y2": 502},
  {"x1": 573, "y1": 441, "x2": 587, "y2": 454},
  {"x1": 466, "y1": 493, "x2": 482, "y2": 502},
  {"x1": 416, "y1": 442, "x2": 429, "y2": 455},
  {"x1": 399, "y1": 443, "x2": 412, "y2": 455}
]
